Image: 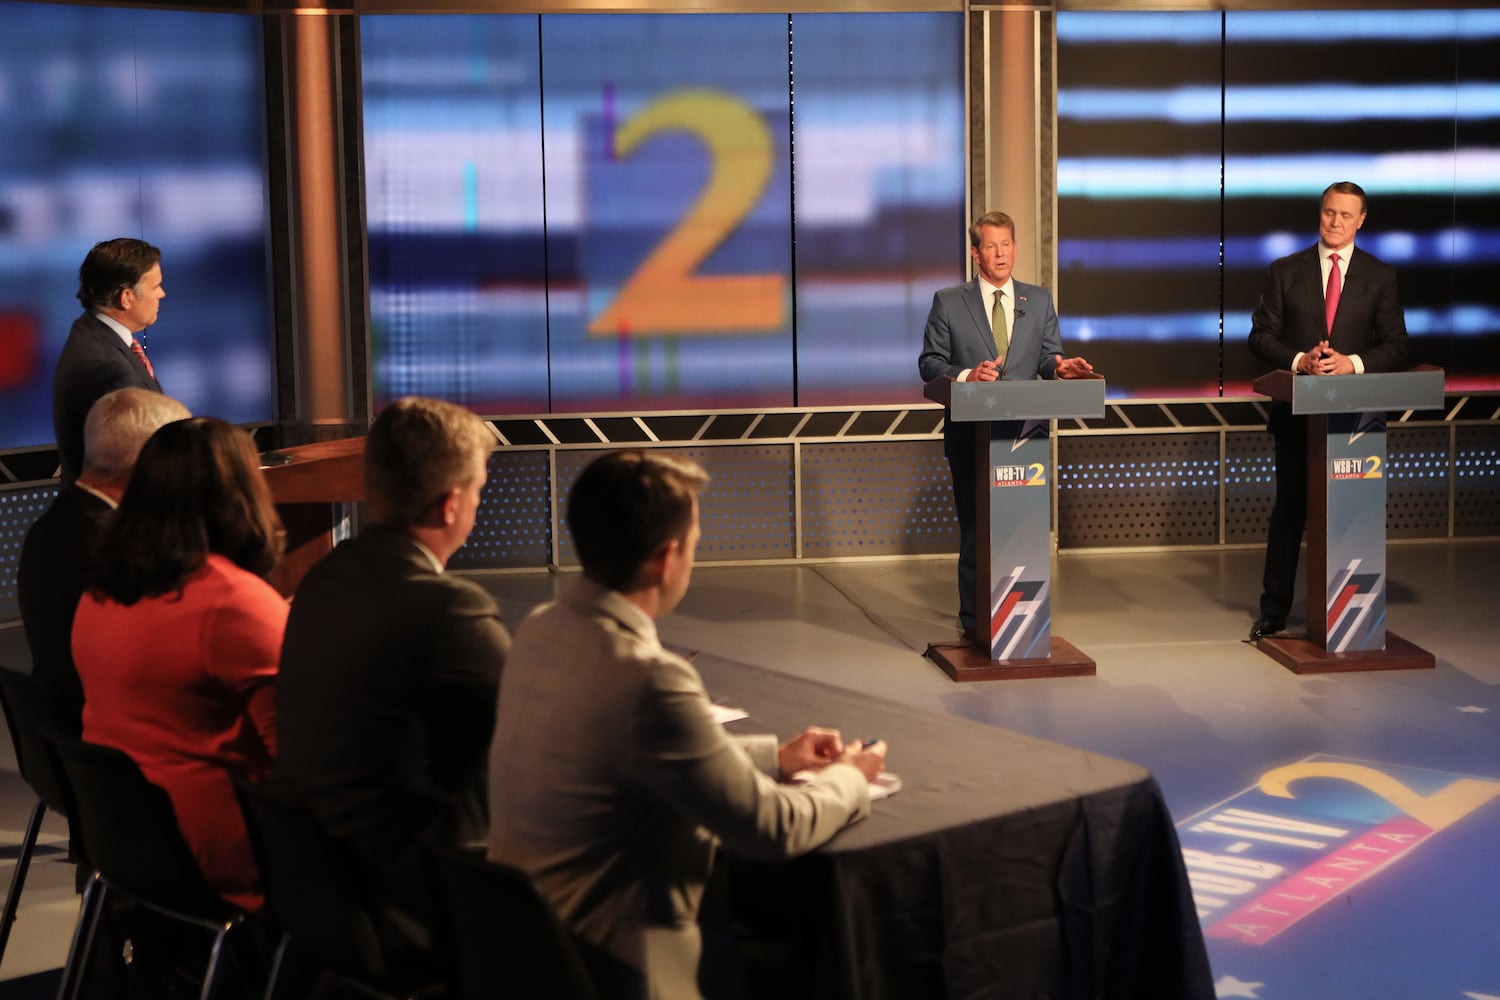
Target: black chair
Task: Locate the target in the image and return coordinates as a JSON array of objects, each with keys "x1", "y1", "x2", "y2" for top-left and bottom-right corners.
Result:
[
  {"x1": 0, "y1": 665, "x2": 76, "y2": 968},
  {"x1": 233, "y1": 780, "x2": 437, "y2": 1000},
  {"x1": 44, "y1": 734, "x2": 256, "y2": 1000},
  {"x1": 425, "y1": 844, "x2": 601, "y2": 1000}
]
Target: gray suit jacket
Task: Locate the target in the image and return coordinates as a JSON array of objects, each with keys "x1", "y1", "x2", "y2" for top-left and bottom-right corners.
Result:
[
  {"x1": 918, "y1": 277, "x2": 1065, "y2": 456},
  {"x1": 488, "y1": 578, "x2": 870, "y2": 998}
]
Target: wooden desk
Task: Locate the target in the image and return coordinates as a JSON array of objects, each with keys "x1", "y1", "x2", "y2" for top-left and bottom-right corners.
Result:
[{"x1": 261, "y1": 437, "x2": 364, "y2": 597}]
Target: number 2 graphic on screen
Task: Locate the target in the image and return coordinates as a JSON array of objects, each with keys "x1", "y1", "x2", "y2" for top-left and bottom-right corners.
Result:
[{"x1": 589, "y1": 89, "x2": 785, "y2": 337}]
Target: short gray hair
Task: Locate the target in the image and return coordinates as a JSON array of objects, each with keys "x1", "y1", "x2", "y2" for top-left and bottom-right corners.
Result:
[{"x1": 82, "y1": 389, "x2": 191, "y2": 482}]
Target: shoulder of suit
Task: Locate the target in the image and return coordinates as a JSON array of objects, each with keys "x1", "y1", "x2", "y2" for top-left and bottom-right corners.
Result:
[
  {"x1": 937, "y1": 278, "x2": 978, "y2": 298},
  {"x1": 1350, "y1": 245, "x2": 1394, "y2": 271}
]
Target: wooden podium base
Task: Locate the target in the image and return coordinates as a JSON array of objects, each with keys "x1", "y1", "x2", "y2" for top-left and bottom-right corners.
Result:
[
  {"x1": 1254, "y1": 629, "x2": 1435, "y2": 674},
  {"x1": 925, "y1": 636, "x2": 1096, "y2": 683}
]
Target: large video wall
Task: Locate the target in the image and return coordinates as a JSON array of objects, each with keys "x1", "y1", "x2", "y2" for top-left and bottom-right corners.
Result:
[
  {"x1": 1057, "y1": 9, "x2": 1500, "y2": 396},
  {"x1": 0, "y1": 1, "x2": 274, "y2": 452},
  {"x1": 3, "y1": 4, "x2": 1492, "y2": 452},
  {"x1": 361, "y1": 12, "x2": 967, "y2": 414}
]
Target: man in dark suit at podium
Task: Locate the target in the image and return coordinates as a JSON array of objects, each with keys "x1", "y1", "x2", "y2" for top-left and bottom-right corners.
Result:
[
  {"x1": 52, "y1": 238, "x2": 166, "y2": 488},
  {"x1": 918, "y1": 211, "x2": 1092, "y2": 640},
  {"x1": 1247, "y1": 181, "x2": 1409, "y2": 640}
]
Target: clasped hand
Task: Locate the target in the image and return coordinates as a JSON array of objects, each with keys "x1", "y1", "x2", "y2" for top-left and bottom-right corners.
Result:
[
  {"x1": 779, "y1": 727, "x2": 887, "y2": 783},
  {"x1": 1298, "y1": 341, "x2": 1354, "y2": 376}
]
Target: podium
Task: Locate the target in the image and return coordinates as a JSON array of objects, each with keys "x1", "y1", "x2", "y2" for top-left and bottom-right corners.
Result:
[
  {"x1": 1251, "y1": 366, "x2": 1444, "y2": 673},
  {"x1": 923, "y1": 376, "x2": 1105, "y2": 682},
  {"x1": 260, "y1": 437, "x2": 365, "y2": 598}
]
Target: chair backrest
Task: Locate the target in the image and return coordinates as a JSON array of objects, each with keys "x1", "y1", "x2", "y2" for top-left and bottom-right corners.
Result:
[
  {"x1": 0, "y1": 665, "x2": 71, "y2": 817},
  {"x1": 44, "y1": 734, "x2": 231, "y2": 919},
  {"x1": 425, "y1": 845, "x2": 601, "y2": 1000},
  {"x1": 233, "y1": 779, "x2": 395, "y2": 984}
]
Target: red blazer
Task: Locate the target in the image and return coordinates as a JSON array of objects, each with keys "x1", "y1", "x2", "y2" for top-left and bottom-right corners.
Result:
[{"x1": 73, "y1": 554, "x2": 287, "y2": 911}]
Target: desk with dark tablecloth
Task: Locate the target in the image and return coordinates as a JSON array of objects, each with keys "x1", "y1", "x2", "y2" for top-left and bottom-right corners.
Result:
[{"x1": 693, "y1": 655, "x2": 1215, "y2": 1000}]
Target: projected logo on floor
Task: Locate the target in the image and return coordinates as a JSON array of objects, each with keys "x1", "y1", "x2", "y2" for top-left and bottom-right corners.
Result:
[{"x1": 1178, "y1": 754, "x2": 1500, "y2": 945}]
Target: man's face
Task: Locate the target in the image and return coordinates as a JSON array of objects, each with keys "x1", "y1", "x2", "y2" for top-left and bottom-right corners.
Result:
[
  {"x1": 658, "y1": 497, "x2": 701, "y2": 617},
  {"x1": 1318, "y1": 192, "x2": 1366, "y2": 253},
  {"x1": 120, "y1": 263, "x2": 166, "y2": 332},
  {"x1": 970, "y1": 223, "x2": 1017, "y2": 289}
]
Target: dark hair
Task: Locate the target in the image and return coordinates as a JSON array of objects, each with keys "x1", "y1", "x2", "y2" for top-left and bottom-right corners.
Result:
[
  {"x1": 567, "y1": 451, "x2": 709, "y2": 591},
  {"x1": 365, "y1": 397, "x2": 494, "y2": 527},
  {"x1": 969, "y1": 211, "x2": 1017, "y2": 248},
  {"x1": 1321, "y1": 181, "x2": 1368, "y2": 215},
  {"x1": 91, "y1": 418, "x2": 285, "y2": 605},
  {"x1": 76, "y1": 238, "x2": 162, "y2": 312}
]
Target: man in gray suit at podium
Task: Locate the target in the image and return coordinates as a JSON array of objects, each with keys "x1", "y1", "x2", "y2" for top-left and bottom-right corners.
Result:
[{"x1": 918, "y1": 211, "x2": 1093, "y2": 640}]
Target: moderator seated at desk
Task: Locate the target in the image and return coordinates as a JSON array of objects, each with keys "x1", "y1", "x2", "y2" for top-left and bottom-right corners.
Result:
[{"x1": 691, "y1": 654, "x2": 1214, "y2": 1000}]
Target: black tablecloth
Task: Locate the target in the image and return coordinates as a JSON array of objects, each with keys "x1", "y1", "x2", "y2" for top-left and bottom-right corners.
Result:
[{"x1": 695, "y1": 655, "x2": 1215, "y2": 1000}]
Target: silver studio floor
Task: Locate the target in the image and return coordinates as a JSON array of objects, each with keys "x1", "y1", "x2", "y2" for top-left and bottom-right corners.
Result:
[{"x1": 1, "y1": 541, "x2": 1496, "y2": 999}]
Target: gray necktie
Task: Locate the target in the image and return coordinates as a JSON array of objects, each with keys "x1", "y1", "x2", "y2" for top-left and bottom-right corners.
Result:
[{"x1": 991, "y1": 289, "x2": 1010, "y2": 360}]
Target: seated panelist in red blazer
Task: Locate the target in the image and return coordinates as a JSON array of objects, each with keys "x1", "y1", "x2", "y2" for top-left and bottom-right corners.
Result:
[{"x1": 73, "y1": 416, "x2": 288, "y2": 911}]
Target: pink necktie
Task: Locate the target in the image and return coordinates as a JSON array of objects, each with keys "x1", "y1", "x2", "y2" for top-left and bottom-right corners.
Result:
[
  {"x1": 1325, "y1": 252, "x2": 1342, "y2": 336},
  {"x1": 130, "y1": 339, "x2": 155, "y2": 379}
]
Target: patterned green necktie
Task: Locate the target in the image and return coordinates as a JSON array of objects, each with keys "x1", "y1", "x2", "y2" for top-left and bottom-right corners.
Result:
[{"x1": 991, "y1": 289, "x2": 1010, "y2": 360}]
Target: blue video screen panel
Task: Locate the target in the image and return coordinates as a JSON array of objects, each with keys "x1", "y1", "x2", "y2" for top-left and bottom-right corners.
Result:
[
  {"x1": 1057, "y1": 9, "x2": 1500, "y2": 396},
  {"x1": 543, "y1": 14, "x2": 795, "y2": 411},
  {"x1": 361, "y1": 12, "x2": 966, "y2": 414},
  {"x1": 362, "y1": 16, "x2": 549, "y2": 412},
  {"x1": 789, "y1": 14, "x2": 966, "y2": 407},
  {"x1": 0, "y1": 2, "x2": 273, "y2": 451}
]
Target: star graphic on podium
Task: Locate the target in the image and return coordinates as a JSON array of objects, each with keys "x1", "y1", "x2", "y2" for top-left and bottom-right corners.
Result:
[{"x1": 1214, "y1": 975, "x2": 1264, "y2": 998}]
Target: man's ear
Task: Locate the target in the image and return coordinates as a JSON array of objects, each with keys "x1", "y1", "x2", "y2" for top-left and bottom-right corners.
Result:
[
  {"x1": 434, "y1": 486, "x2": 462, "y2": 527},
  {"x1": 640, "y1": 537, "x2": 676, "y2": 587}
]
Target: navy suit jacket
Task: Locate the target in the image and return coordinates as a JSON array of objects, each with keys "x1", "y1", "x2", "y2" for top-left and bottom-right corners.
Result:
[
  {"x1": 275, "y1": 524, "x2": 509, "y2": 933},
  {"x1": 1248, "y1": 245, "x2": 1408, "y2": 381},
  {"x1": 918, "y1": 277, "x2": 1065, "y2": 456},
  {"x1": 16, "y1": 484, "x2": 113, "y2": 738},
  {"x1": 51, "y1": 312, "x2": 162, "y2": 486}
]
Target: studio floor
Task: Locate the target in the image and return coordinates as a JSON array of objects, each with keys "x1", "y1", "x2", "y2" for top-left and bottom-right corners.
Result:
[{"x1": 1, "y1": 541, "x2": 1496, "y2": 999}]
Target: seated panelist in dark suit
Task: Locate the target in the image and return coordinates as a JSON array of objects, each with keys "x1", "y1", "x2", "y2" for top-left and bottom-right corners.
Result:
[
  {"x1": 917, "y1": 210, "x2": 1093, "y2": 639},
  {"x1": 18, "y1": 388, "x2": 190, "y2": 738},
  {"x1": 1247, "y1": 181, "x2": 1409, "y2": 641},
  {"x1": 53, "y1": 237, "x2": 166, "y2": 488},
  {"x1": 274, "y1": 397, "x2": 510, "y2": 964}
]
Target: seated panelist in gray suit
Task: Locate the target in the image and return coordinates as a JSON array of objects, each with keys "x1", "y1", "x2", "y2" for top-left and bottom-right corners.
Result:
[
  {"x1": 918, "y1": 211, "x2": 1093, "y2": 638},
  {"x1": 488, "y1": 450, "x2": 888, "y2": 999}
]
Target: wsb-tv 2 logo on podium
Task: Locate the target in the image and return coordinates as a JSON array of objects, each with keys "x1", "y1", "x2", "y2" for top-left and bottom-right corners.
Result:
[
  {"x1": 993, "y1": 464, "x2": 1046, "y2": 487},
  {"x1": 1330, "y1": 456, "x2": 1382, "y2": 480}
]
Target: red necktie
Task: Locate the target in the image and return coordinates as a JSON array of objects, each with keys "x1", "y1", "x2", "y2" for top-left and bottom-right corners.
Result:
[
  {"x1": 1325, "y1": 252, "x2": 1342, "y2": 336},
  {"x1": 130, "y1": 338, "x2": 155, "y2": 379}
]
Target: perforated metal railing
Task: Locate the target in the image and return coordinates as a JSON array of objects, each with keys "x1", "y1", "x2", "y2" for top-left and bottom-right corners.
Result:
[{"x1": 2, "y1": 393, "x2": 1497, "y2": 619}]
